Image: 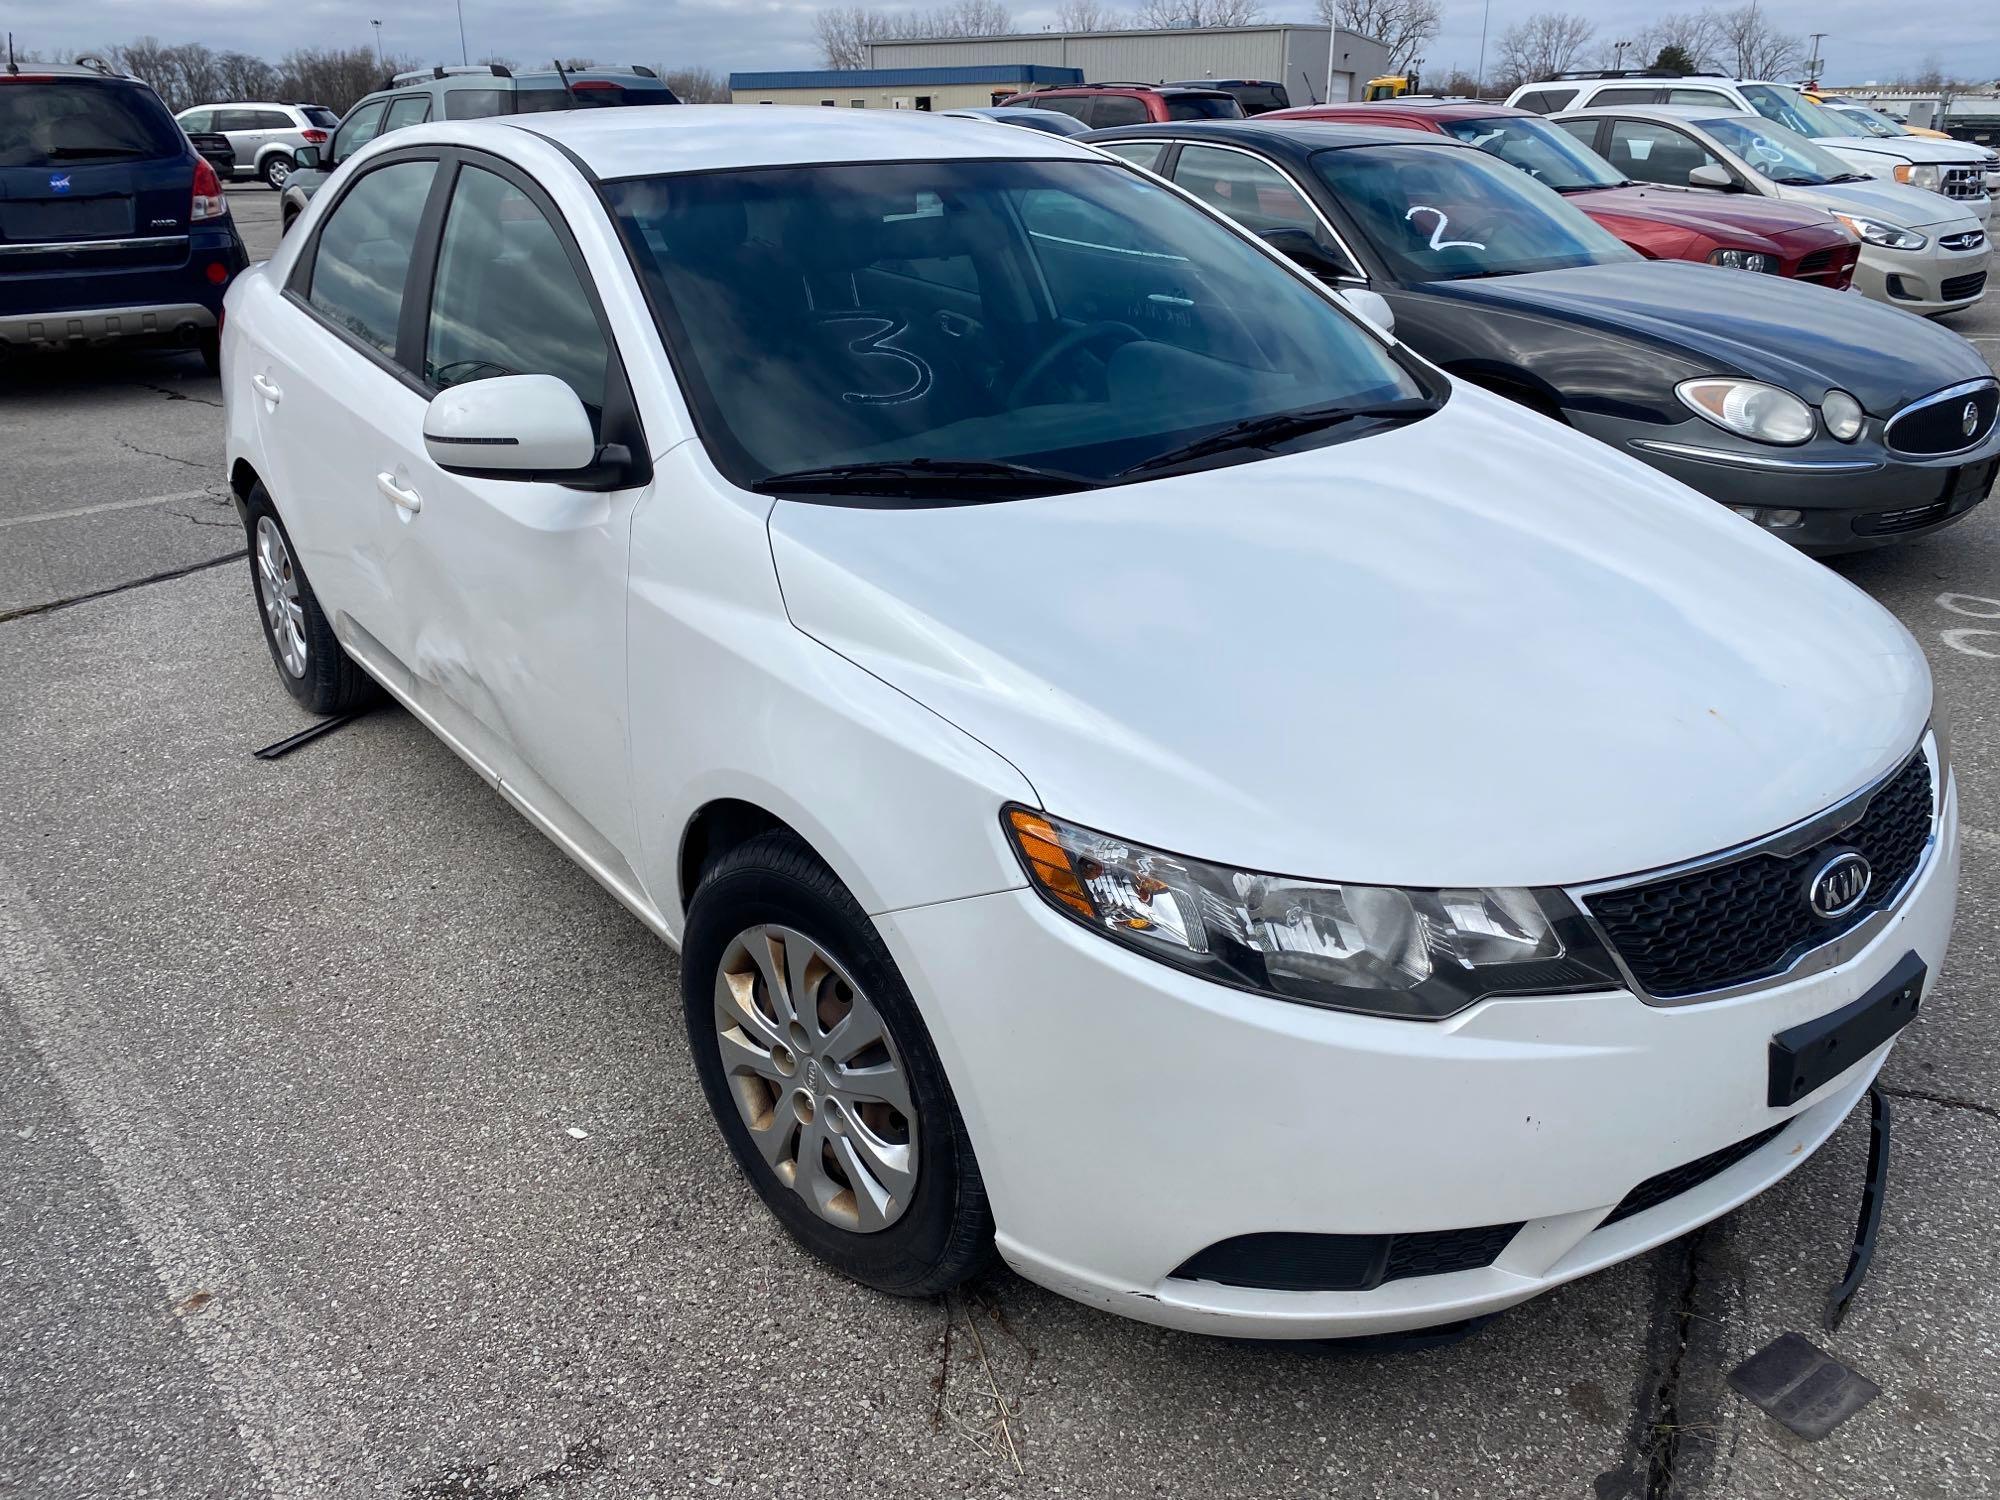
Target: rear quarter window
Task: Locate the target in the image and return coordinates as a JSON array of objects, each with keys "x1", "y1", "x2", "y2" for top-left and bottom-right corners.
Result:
[
  {"x1": 0, "y1": 81, "x2": 182, "y2": 167},
  {"x1": 1166, "y1": 95, "x2": 1245, "y2": 120}
]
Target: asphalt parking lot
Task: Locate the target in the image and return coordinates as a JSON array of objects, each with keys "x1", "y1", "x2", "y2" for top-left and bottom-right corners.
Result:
[{"x1": 2, "y1": 182, "x2": 1997, "y2": 1499}]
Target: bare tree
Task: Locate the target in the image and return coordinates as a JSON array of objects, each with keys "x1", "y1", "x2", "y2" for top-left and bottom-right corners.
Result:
[
  {"x1": 1134, "y1": 0, "x2": 1265, "y2": 26},
  {"x1": 1320, "y1": 0, "x2": 1440, "y2": 74},
  {"x1": 1713, "y1": 4, "x2": 1801, "y2": 79},
  {"x1": 814, "y1": 7, "x2": 889, "y2": 68},
  {"x1": 1055, "y1": 0, "x2": 1126, "y2": 29},
  {"x1": 1492, "y1": 12, "x2": 1593, "y2": 89},
  {"x1": 215, "y1": 50, "x2": 279, "y2": 100},
  {"x1": 275, "y1": 46, "x2": 398, "y2": 112},
  {"x1": 814, "y1": 1, "x2": 1015, "y2": 65},
  {"x1": 660, "y1": 65, "x2": 728, "y2": 102},
  {"x1": 1629, "y1": 10, "x2": 1722, "y2": 73}
]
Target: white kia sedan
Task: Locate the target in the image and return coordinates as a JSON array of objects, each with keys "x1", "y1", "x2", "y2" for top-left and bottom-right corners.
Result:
[{"x1": 222, "y1": 107, "x2": 1959, "y2": 1341}]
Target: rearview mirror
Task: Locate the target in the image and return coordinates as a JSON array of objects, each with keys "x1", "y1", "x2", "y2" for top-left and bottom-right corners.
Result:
[
  {"x1": 1333, "y1": 288, "x2": 1396, "y2": 336},
  {"x1": 424, "y1": 373, "x2": 630, "y2": 488},
  {"x1": 1258, "y1": 226, "x2": 1358, "y2": 280},
  {"x1": 292, "y1": 144, "x2": 320, "y2": 170},
  {"x1": 1688, "y1": 162, "x2": 1736, "y2": 191}
]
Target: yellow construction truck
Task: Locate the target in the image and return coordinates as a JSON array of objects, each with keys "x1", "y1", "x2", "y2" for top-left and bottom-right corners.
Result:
[{"x1": 1362, "y1": 72, "x2": 1419, "y2": 101}]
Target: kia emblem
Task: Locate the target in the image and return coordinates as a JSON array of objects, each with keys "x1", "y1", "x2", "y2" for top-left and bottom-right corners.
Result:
[
  {"x1": 1965, "y1": 401, "x2": 1981, "y2": 438},
  {"x1": 1808, "y1": 851, "x2": 1872, "y2": 920}
]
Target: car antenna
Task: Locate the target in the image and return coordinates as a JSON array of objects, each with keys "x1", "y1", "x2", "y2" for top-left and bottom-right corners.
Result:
[
  {"x1": 1299, "y1": 65, "x2": 1319, "y2": 106},
  {"x1": 552, "y1": 58, "x2": 576, "y2": 105},
  {"x1": 5, "y1": 33, "x2": 19, "y2": 76}
]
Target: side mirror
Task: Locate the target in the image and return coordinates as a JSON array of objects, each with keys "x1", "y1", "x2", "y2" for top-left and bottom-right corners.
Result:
[
  {"x1": 293, "y1": 144, "x2": 321, "y2": 170},
  {"x1": 424, "y1": 373, "x2": 630, "y2": 488},
  {"x1": 1688, "y1": 162, "x2": 1737, "y2": 191},
  {"x1": 1259, "y1": 226, "x2": 1358, "y2": 280},
  {"x1": 1333, "y1": 288, "x2": 1396, "y2": 336}
]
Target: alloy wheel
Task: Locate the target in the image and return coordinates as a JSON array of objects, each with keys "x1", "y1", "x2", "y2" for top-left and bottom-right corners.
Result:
[
  {"x1": 255, "y1": 515, "x2": 308, "y2": 678},
  {"x1": 711, "y1": 924, "x2": 919, "y2": 1233}
]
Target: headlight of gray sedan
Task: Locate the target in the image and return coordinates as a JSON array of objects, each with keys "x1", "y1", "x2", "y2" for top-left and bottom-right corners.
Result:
[
  {"x1": 1677, "y1": 378, "x2": 1816, "y2": 445},
  {"x1": 1003, "y1": 807, "x2": 1620, "y2": 1020}
]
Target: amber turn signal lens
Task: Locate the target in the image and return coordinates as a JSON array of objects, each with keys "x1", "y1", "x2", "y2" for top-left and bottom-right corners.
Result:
[{"x1": 1005, "y1": 808, "x2": 1095, "y2": 918}]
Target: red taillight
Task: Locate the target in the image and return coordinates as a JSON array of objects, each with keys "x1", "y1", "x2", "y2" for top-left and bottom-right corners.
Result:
[
  {"x1": 300, "y1": 128, "x2": 328, "y2": 143},
  {"x1": 192, "y1": 155, "x2": 225, "y2": 222},
  {"x1": 206, "y1": 261, "x2": 229, "y2": 284}
]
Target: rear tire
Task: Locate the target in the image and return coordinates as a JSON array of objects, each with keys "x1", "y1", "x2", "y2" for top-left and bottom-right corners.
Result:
[
  {"x1": 682, "y1": 831, "x2": 994, "y2": 1297},
  {"x1": 262, "y1": 153, "x2": 293, "y2": 190},
  {"x1": 243, "y1": 484, "x2": 379, "y2": 716}
]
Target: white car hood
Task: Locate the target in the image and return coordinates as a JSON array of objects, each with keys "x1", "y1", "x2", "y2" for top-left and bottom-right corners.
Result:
[
  {"x1": 769, "y1": 393, "x2": 1930, "y2": 888},
  {"x1": 1783, "y1": 175, "x2": 1980, "y2": 231},
  {"x1": 1821, "y1": 134, "x2": 1990, "y2": 166}
]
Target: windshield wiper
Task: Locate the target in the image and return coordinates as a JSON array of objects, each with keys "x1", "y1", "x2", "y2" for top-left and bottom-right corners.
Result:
[
  {"x1": 1826, "y1": 172, "x2": 1874, "y2": 184},
  {"x1": 754, "y1": 457, "x2": 1094, "y2": 498},
  {"x1": 1772, "y1": 175, "x2": 1827, "y2": 186},
  {"x1": 1117, "y1": 398, "x2": 1433, "y2": 478}
]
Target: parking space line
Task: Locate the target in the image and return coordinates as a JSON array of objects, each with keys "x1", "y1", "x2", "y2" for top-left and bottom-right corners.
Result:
[
  {"x1": 0, "y1": 860, "x2": 360, "y2": 1499},
  {"x1": 0, "y1": 488, "x2": 226, "y2": 530}
]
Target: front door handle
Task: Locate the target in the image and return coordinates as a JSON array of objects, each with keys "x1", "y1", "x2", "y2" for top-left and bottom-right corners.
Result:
[
  {"x1": 251, "y1": 373, "x2": 283, "y2": 405},
  {"x1": 375, "y1": 472, "x2": 422, "y2": 514}
]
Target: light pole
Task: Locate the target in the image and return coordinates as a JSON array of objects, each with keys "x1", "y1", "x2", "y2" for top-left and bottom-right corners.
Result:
[
  {"x1": 1611, "y1": 38, "x2": 1632, "y2": 72},
  {"x1": 1475, "y1": 0, "x2": 1491, "y2": 96},
  {"x1": 371, "y1": 19, "x2": 384, "y2": 68},
  {"x1": 456, "y1": 0, "x2": 468, "y2": 65}
]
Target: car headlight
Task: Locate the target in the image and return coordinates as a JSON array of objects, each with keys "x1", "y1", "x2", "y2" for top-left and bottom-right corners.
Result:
[
  {"x1": 1894, "y1": 162, "x2": 1943, "y2": 191},
  {"x1": 1708, "y1": 248, "x2": 1776, "y2": 272},
  {"x1": 1003, "y1": 807, "x2": 1619, "y2": 1020},
  {"x1": 1677, "y1": 378, "x2": 1816, "y2": 445},
  {"x1": 1821, "y1": 388, "x2": 1865, "y2": 441},
  {"x1": 1833, "y1": 212, "x2": 1928, "y2": 250}
]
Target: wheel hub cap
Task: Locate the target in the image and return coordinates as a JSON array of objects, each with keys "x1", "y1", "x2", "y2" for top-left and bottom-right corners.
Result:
[
  {"x1": 254, "y1": 515, "x2": 308, "y2": 678},
  {"x1": 712, "y1": 924, "x2": 919, "y2": 1234}
]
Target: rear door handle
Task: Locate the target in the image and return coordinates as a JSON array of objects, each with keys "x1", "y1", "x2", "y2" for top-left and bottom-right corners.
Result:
[
  {"x1": 251, "y1": 373, "x2": 283, "y2": 404},
  {"x1": 374, "y1": 472, "x2": 422, "y2": 514}
]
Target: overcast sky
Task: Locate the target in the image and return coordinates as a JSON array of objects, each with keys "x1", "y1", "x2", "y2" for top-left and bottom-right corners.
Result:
[{"x1": 6, "y1": 0, "x2": 1994, "y2": 87}]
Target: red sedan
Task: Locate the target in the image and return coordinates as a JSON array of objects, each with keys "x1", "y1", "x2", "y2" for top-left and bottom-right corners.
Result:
[{"x1": 1267, "y1": 101, "x2": 1859, "y2": 290}]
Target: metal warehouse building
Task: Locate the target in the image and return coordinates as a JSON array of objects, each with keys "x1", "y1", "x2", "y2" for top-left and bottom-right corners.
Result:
[
  {"x1": 864, "y1": 24, "x2": 1392, "y2": 106},
  {"x1": 730, "y1": 64, "x2": 1084, "y2": 110}
]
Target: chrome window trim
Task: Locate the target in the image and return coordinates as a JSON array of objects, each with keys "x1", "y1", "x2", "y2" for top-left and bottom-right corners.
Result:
[
  {"x1": 1885, "y1": 376, "x2": 1999, "y2": 458},
  {"x1": 0, "y1": 234, "x2": 190, "y2": 257},
  {"x1": 1631, "y1": 439, "x2": 1882, "y2": 473},
  {"x1": 1567, "y1": 732, "x2": 1943, "y2": 1007}
]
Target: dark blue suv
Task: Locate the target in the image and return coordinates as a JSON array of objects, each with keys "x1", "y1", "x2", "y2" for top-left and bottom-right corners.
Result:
[{"x1": 1, "y1": 60, "x2": 248, "y2": 371}]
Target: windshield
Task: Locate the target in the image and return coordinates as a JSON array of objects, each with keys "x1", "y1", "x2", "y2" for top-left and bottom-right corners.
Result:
[
  {"x1": 605, "y1": 159, "x2": 1429, "y2": 495},
  {"x1": 1739, "y1": 84, "x2": 1860, "y2": 139},
  {"x1": 1436, "y1": 114, "x2": 1627, "y2": 191},
  {"x1": 0, "y1": 80, "x2": 182, "y2": 166},
  {"x1": 1699, "y1": 116, "x2": 1856, "y2": 185},
  {"x1": 1310, "y1": 142, "x2": 1636, "y2": 282},
  {"x1": 1837, "y1": 106, "x2": 1905, "y2": 138}
]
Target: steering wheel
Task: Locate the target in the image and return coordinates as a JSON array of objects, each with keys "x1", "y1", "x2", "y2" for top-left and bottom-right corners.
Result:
[{"x1": 1006, "y1": 321, "x2": 1143, "y2": 405}]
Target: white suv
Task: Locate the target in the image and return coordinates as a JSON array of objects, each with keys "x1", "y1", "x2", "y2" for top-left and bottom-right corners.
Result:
[
  {"x1": 221, "y1": 107, "x2": 1957, "y2": 1342},
  {"x1": 1511, "y1": 74, "x2": 1991, "y2": 225},
  {"x1": 175, "y1": 101, "x2": 339, "y2": 189}
]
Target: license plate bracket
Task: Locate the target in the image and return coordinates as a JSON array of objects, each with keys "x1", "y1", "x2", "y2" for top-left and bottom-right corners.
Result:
[{"x1": 1768, "y1": 952, "x2": 1925, "y2": 1108}]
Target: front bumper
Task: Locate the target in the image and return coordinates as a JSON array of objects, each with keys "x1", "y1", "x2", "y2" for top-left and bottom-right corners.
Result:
[
  {"x1": 876, "y1": 774, "x2": 1957, "y2": 1339},
  {"x1": 1851, "y1": 239, "x2": 1989, "y2": 314},
  {"x1": 1568, "y1": 408, "x2": 2000, "y2": 554}
]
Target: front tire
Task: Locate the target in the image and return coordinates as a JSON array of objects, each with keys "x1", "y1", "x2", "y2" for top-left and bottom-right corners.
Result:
[
  {"x1": 262, "y1": 152, "x2": 293, "y2": 189},
  {"x1": 682, "y1": 831, "x2": 993, "y2": 1297},
  {"x1": 243, "y1": 484, "x2": 378, "y2": 716}
]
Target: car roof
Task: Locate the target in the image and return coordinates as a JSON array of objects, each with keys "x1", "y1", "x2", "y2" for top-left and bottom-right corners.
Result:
[
  {"x1": 1556, "y1": 104, "x2": 1760, "y2": 124},
  {"x1": 499, "y1": 104, "x2": 1098, "y2": 177},
  {"x1": 1032, "y1": 83, "x2": 1233, "y2": 97},
  {"x1": 2, "y1": 61, "x2": 146, "y2": 82},
  {"x1": 1276, "y1": 101, "x2": 1528, "y2": 122},
  {"x1": 1083, "y1": 118, "x2": 1466, "y2": 160}
]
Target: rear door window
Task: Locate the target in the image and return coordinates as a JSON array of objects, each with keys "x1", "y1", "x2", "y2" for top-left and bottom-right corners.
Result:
[
  {"x1": 0, "y1": 81, "x2": 182, "y2": 166},
  {"x1": 383, "y1": 95, "x2": 433, "y2": 132},
  {"x1": 1589, "y1": 87, "x2": 1664, "y2": 107},
  {"x1": 305, "y1": 159, "x2": 440, "y2": 360},
  {"x1": 1514, "y1": 87, "x2": 1578, "y2": 114},
  {"x1": 1088, "y1": 95, "x2": 1150, "y2": 127},
  {"x1": 444, "y1": 89, "x2": 508, "y2": 120},
  {"x1": 253, "y1": 109, "x2": 294, "y2": 130},
  {"x1": 1032, "y1": 95, "x2": 1090, "y2": 120}
]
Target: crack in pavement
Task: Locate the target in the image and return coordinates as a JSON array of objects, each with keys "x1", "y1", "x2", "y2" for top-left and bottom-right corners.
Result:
[
  {"x1": 1878, "y1": 1085, "x2": 2000, "y2": 1122},
  {"x1": 172, "y1": 508, "x2": 240, "y2": 531},
  {"x1": 0, "y1": 552, "x2": 244, "y2": 625},
  {"x1": 114, "y1": 436, "x2": 213, "y2": 471},
  {"x1": 137, "y1": 381, "x2": 224, "y2": 408}
]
